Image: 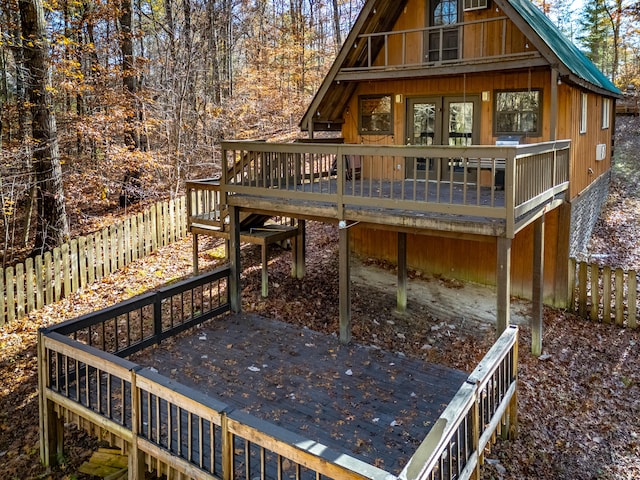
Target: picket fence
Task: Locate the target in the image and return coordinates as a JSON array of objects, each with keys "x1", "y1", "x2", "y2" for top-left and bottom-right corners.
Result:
[
  {"x1": 1, "y1": 197, "x2": 187, "y2": 326},
  {"x1": 570, "y1": 258, "x2": 639, "y2": 328}
]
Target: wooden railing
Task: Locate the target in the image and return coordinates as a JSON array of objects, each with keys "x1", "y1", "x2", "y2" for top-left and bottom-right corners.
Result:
[
  {"x1": 220, "y1": 141, "x2": 570, "y2": 237},
  {"x1": 39, "y1": 267, "x2": 519, "y2": 480},
  {"x1": 186, "y1": 179, "x2": 225, "y2": 231},
  {"x1": 339, "y1": 16, "x2": 540, "y2": 75},
  {"x1": 570, "y1": 259, "x2": 639, "y2": 328},
  {"x1": 38, "y1": 267, "x2": 391, "y2": 480},
  {"x1": 2, "y1": 197, "x2": 187, "y2": 326},
  {"x1": 399, "y1": 325, "x2": 518, "y2": 480}
]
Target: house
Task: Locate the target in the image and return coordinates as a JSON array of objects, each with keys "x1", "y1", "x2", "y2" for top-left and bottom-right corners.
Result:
[{"x1": 188, "y1": 0, "x2": 621, "y2": 354}]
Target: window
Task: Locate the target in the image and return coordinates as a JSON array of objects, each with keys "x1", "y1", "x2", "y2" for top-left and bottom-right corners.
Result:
[
  {"x1": 359, "y1": 95, "x2": 393, "y2": 134},
  {"x1": 433, "y1": 0, "x2": 458, "y2": 25},
  {"x1": 602, "y1": 98, "x2": 611, "y2": 129},
  {"x1": 580, "y1": 93, "x2": 588, "y2": 134},
  {"x1": 494, "y1": 90, "x2": 541, "y2": 136},
  {"x1": 464, "y1": 0, "x2": 488, "y2": 11}
]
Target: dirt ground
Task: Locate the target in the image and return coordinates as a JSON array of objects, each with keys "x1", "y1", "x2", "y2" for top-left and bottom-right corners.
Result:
[{"x1": 1, "y1": 117, "x2": 640, "y2": 479}]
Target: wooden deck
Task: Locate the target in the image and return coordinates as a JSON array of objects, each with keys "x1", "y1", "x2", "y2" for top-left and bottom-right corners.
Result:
[{"x1": 130, "y1": 313, "x2": 468, "y2": 475}]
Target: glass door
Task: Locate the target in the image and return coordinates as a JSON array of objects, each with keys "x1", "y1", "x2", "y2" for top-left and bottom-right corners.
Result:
[
  {"x1": 406, "y1": 97, "x2": 442, "y2": 180},
  {"x1": 444, "y1": 97, "x2": 479, "y2": 182},
  {"x1": 406, "y1": 96, "x2": 479, "y2": 182}
]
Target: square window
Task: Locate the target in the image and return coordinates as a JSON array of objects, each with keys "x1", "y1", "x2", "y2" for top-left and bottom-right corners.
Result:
[
  {"x1": 359, "y1": 95, "x2": 393, "y2": 135},
  {"x1": 494, "y1": 90, "x2": 541, "y2": 136}
]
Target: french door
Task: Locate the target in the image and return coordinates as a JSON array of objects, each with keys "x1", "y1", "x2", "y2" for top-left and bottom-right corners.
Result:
[{"x1": 406, "y1": 96, "x2": 479, "y2": 182}]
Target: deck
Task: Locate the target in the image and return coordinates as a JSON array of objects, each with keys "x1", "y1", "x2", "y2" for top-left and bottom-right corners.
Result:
[
  {"x1": 38, "y1": 267, "x2": 519, "y2": 480},
  {"x1": 199, "y1": 140, "x2": 571, "y2": 239},
  {"x1": 129, "y1": 313, "x2": 468, "y2": 475}
]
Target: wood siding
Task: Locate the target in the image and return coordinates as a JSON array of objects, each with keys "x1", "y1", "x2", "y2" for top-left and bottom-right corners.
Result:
[{"x1": 351, "y1": 207, "x2": 564, "y2": 305}]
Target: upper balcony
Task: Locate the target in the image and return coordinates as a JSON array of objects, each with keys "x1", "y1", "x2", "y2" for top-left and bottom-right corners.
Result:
[
  {"x1": 336, "y1": 14, "x2": 546, "y2": 82},
  {"x1": 188, "y1": 141, "x2": 570, "y2": 240}
]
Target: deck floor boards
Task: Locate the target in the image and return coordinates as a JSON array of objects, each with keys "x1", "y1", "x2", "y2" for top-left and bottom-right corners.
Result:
[{"x1": 130, "y1": 313, "x2": 468, "y2": 475}]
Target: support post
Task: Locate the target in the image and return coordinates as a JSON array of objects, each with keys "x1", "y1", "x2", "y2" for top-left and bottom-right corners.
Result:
[
  {"x1": 532, "y1": 216, "x2": 545, "y2": 356},
  {"x1": 261, "y1": 243, "x2": 268, "y2": 298},
  {"x1": 129, "y1": 368, "x2": 146, "y2": 480},
  {"x1": 192, "y1": 233, "x2": 199, "y2": 276},
  {"x1": 229, "y1": 206, "x2": 241, "y2": 313},
  {"x1": 496, "y1": 237, "x2": 512, "y2": 335},
  {"x1": 291, "y1": 219, "x2": 306, "y2": 279},
  {"x1": 339, "y1": 223, "x2": 351, "y2": 344},
  {"x1": 397, "y1": 232, "x2": 407, "y2": 313},
  {"x1": 554, "y1": 202, "x2": 572, "y2": 308},
  {"x1": 38, "y1": 330, "x2": 63, "y2": 467}
]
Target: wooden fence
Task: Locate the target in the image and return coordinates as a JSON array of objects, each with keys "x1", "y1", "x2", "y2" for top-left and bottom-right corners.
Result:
[
  {"x1": 570, "y1": 258, "x2": 639, "y2": 328},
  {"x1": 1, "y1": 197, "x2": 187, "y2": 326}
]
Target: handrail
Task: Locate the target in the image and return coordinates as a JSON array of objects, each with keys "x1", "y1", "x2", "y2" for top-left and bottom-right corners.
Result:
[
  {"x1": 344, "y1": 15, "x2": 538, "y2": 70},
  {"x1": 219, "y1": 141, "x2": 570, "y2": 238},
  {"x1": 399, "y1": 325, "x2": 518, "y2": 480},
  {"x1": 38, "y1": 267, "x2": 397, "y2": 479}
]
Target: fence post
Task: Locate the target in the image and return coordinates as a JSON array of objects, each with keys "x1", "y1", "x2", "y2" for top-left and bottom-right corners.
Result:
[
  {"x1": 603, "y1": 266, "x2": 612, "y2": 323},
  {"x1": 6, "y1": 266, "x2": 15, "y2": 324},
  {"x1": 629, "y1": 271, "x2": 637, "y2": 329},
  {"x1": 0, "y1": 270, "x2": 4, "y2": 326},
  {"x1": 590, "y1": 263, "x2": 599, "y2": 322},
  {"x1": 26, "y1": 257, "x2": 35, "y2": 314},
  {"x1": 615, "y1": 268, "x2": 624, "y2": 326},
  {"x1": 578, "y1": 261, "x2": 588, "y2": 318},
  {"x1": 16, "y1": 263, "x2": 25, "y2": 320}
]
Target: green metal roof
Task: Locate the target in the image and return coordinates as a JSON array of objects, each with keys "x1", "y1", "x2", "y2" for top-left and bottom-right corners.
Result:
[{"x1": 507, "y1": 0, "x2": 621, "y2": 96}]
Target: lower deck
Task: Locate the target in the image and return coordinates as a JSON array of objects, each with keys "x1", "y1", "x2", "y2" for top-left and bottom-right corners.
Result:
[{"x1": 129, "y1": 313, "x2": 468, "y2": 475}]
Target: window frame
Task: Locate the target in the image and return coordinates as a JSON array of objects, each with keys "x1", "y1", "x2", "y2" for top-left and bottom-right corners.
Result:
[
  {"x1": 601, "y1": 97, "x2": 611, "y2": 130},
  {"x1": 464, "y1": 0, "x2": 489, "y2": 11},
  {"x1": 580, "y1": 93, "x2": 588, "y2": 134},
  {"x1": 493, "y1": 89, "x2": 543, "y2": 137},
  {"x1": 358, "y1": 94, "x2": 394, "y2": 135}
]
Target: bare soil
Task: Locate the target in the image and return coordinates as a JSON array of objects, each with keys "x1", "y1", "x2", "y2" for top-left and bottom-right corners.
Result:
[{"x1": 1, "y1": 117, "x2": 640, "y2": 479}]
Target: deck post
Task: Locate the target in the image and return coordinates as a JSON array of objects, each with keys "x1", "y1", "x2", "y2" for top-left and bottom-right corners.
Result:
[
  {"x1": 229, "y1": 205, "x2": 242, "y2": 313},
  {"x1": 261, "y1": 242, "x2": 269, "y2": 298},
  {"x1": 496, "y1": 237, "x2": 512, "y2": 335},
  {"x1": 339, "y1": 222, "x2": 351, "y2": 344},
  {"x1": 397, "y1": 232, "x2": 407, "y2": 313},
  {"x1": 553, "y1": 202, "x2": 572, "y2": 308},
  {"x1": 38, "y1": 330, "x2": 64, "y2": 467},
  {"x1": 129, "y1": 367, "x2": 146, "y2": 480},
  {"x1": 192, "y1": 232, "x2": 199, "y2": 276},
  {"x1": 532, "y1": 215, "x2": 545, "y2": 356},
  {"x1": 291, "y1": 219, "x2": 306, "y2": 279}
]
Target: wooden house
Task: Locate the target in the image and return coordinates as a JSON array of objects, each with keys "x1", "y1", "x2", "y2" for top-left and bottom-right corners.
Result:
[{"x1": 188, "y1": 0, "x2": 621, "y2": 353}]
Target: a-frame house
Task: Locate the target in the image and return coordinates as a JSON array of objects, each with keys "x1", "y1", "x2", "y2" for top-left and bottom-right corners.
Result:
[{"x1": 189, "y1": 0, "x2": 621, "y2": 353}]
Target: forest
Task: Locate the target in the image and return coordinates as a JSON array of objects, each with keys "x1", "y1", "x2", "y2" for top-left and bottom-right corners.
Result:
[{"x1": 0, "y1": 0, "x2": 639, "y2": 264}]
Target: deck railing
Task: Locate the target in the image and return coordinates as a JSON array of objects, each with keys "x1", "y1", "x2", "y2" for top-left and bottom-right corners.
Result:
[
  {"x1": 399, "y1": 325, "x2": 519, "y2": 480},
  {"x1": 219, "y1": 141, "x2": 569, "y2": 237},
  {"x1": 340, "y1": 16, "x2": 540, "y2": 75},
  {"x1": 37, "y1": 267, "x2": 391, "y2": 480},
  {"x1": 38, "y1": 267, "x2": 519, "y2": 480}
]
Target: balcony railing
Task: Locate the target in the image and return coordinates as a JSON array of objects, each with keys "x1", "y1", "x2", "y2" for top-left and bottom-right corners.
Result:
[
  {"x1": 340, "y1": 15, "x2": 541, "y2": 76},
  {"x1": 217, "y1": 141, "x2": 570, "y2": 237}
]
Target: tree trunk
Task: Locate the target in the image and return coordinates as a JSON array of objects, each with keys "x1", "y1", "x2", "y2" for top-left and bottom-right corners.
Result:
[
  {"x1": 18, "y1": 0, "x2": 69, "y2": 252},
  {"x1": 332, "y1": 0, "x2": 341, "y2": 52},
  {"x1": 120, "y1": 0, "x2": 139, "y2": 150}
]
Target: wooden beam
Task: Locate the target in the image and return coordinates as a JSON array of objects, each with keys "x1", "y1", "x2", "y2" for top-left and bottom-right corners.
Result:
[
  {"x1": 339, "y1": 224, "x2": 351, "y2": 344},
  {"x1": 261, "y1": 244, "x2": 268, "y2": 298},
  {"x1": 192, "y1": 232, "x2": 199, "y2": 276},
  {"x1": 553, "y1": 202, "x2": 572, "y2": 308},
  {"x1": 397, "y1": 232, "x2": 407, "y2": 313},
  {"x1": 496, "y1": 237, "x2": 512, "y2": 335},
  {"x1": 229, "y1": 206, "x2": 241, "y2": 313},
  {"x1": 291, "y1": 220, "x2": 306, "y2": 279},
  {"x1": 531, "y1": 216, "x2": 545, "y2": 356},
  {"x1": 550, "y1": 69, "x2": 558, "y2": 141}
]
